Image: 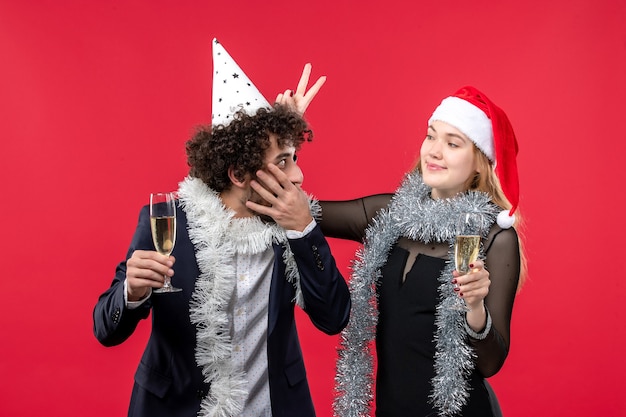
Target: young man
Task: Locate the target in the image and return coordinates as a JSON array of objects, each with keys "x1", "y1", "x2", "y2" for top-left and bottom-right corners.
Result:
[{"x1": 93, "y1": 39, "x2": 350, "y2": 417}]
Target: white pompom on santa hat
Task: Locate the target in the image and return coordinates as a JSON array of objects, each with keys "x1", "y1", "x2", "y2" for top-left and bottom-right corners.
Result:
[{"x1": 428, "y1": 86, "x2": 520, "y2": 229}]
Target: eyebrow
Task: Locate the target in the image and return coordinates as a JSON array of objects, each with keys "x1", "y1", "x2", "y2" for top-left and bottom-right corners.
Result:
[
  {"x1": 270, "y1": 151, "x2": 294, "y2": 164},
  {"x1": 428, "y1": 125, "x2": 468, "y2": 142}
]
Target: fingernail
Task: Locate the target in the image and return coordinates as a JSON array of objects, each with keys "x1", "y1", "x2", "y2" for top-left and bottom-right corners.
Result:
[
  {"x1": 469, "y1": 263, "x2": 474, "y2": 268},
  {"x1": 451, "y1": 279, "x2": 457, "y2": 284},
  {"x1": 459, "y1": 293, "x2": 464, "y2": 297},
  {"x1": 453, "y1": 287, "x2": 460, "y2": 292}
]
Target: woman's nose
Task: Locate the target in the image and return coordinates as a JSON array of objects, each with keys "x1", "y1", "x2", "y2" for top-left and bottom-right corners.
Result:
[{"x1": 428, "y1": 140, "x2": 443, "y2": 158}]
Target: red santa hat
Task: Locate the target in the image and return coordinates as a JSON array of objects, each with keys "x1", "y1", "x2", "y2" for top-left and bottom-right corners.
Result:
[{"x1": 428, "y1": 86, "x2": 519, "y2": 229}]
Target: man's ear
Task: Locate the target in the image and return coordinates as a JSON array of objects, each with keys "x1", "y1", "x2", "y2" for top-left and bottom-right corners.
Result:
[{"x1": 228, "y1": 166, "x2": 249, "y2": 189}]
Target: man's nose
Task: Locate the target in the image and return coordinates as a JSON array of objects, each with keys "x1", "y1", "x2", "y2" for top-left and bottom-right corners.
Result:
[{"x1": 288, "y1": 165, "x2": 304, "y2": 186}]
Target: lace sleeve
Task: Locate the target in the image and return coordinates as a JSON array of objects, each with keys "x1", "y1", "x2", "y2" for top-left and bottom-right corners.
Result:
[
  {"x1": 469, "y1": 225, "x2": 521, "y2": 377},
  {"x1": 318, "y1": 194, "x2": 393, "y2": 242}
]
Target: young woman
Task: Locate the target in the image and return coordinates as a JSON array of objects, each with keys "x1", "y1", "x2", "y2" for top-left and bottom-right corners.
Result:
[{"x1": 319, "y1": 86, "x2": 526, "y2": 417}]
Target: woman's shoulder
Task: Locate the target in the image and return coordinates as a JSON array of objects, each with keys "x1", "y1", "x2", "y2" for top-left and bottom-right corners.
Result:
[
  {"x1": 484, "y1": 224, "x2": 519, "y2": 254},
  {"x1": 363, "y1": 193, "x2": 393, "y2": 211}
]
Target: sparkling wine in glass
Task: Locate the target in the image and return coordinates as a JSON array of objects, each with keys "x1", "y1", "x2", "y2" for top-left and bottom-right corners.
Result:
[
  {"x1": 150, "y1": 192, "x2": 181, "y2": 293},
  {"x1": 451, "y1": 212, "x2": 483, "y2": 310}
]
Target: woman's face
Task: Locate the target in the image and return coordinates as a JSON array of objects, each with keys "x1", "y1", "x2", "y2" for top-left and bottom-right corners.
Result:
[{"x1": 420, "y1": 120, "x2": 478, "y2": 199}]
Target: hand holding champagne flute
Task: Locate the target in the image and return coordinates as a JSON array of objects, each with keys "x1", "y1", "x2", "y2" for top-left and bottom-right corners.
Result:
[
  {"x1": 451, "y1": 212, "x2": 483, "y2": 311},
  {"x1": 150, "y1": 192, "x2": 182, "y2": 293}
]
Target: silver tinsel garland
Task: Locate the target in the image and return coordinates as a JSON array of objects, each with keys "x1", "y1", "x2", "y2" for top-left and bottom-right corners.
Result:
[
  {"x1": 333, "y1": 173, "x2": 497, "y2": 417},
  {"x1": 178, "y1": 177, "x2": 319, "y2": 417}
]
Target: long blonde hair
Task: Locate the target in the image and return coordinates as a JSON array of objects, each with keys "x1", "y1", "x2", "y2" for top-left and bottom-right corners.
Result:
[{"x1": 415, "y1": 146, "x2": 527, "y2": 289}]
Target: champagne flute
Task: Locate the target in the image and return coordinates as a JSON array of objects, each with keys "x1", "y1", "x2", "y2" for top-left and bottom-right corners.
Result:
[
  {"x1": 451, "y1": 212, "x2": 483, "y2": 311},
  {"x1": 150, "y1": 192, "x2": 181, "y2": 293}
]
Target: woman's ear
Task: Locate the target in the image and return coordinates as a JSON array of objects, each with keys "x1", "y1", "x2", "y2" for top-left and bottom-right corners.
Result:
[{"x1": 228, "y1": 166, "x2": 249, "y2": 189}]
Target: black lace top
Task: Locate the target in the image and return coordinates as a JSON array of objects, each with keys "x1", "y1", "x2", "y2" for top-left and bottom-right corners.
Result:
[{"x1": 320, "y1": 195, "x2": 520, "y2": 416}]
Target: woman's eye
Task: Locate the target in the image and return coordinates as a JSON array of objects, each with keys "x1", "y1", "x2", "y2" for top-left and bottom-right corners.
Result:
[{"x1": 425, "y1": 135, "x2": 434, "y2": 140}]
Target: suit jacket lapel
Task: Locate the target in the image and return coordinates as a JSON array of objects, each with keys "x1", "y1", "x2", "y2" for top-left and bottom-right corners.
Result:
[{"x1": 267, "y1": 245, "x2": 284, "y2": 336}]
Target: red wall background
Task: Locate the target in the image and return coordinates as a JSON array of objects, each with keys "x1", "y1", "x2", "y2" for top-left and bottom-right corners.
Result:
[{"x1": 1, "y1": 1, "x2": 625, "y2": 416}]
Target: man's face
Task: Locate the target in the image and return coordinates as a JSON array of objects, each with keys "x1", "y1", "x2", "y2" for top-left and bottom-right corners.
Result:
[{"x1": 245, "y1": 134, "x2": 304, "y2": 220}]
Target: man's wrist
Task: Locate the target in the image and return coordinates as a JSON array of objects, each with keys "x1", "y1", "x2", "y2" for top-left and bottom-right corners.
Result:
[
  {"x1": 124, "y1": 279, "x2": 151, "y2": 309},
  {"x1": 286, "y1": 218, "x2": 316, "y2": 239}
]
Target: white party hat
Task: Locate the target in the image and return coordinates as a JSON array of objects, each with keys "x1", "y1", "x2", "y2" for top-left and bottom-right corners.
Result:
[{"x1": 211, "y1": 38, "x2": 271, "y2": 126}]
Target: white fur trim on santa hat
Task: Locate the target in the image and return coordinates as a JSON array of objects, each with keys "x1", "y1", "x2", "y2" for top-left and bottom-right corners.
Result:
[{"x1": 428, "y1": 96, "x2": 495, "y2": 161}]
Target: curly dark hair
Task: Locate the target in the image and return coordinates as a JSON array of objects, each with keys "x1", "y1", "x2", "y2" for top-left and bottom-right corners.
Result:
[{"x1": 186, "y1": 104, "x2": 313, "y2": 192}]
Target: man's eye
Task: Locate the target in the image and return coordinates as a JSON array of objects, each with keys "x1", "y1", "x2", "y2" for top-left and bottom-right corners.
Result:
[{"x1": 277, "y1": 159, "x2": 287, "y2": 168}]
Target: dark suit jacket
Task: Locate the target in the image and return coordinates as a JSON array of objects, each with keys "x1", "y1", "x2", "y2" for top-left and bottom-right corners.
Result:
[{"x1": 93, "y1": 204, "x2": 351, "y2": 417}]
